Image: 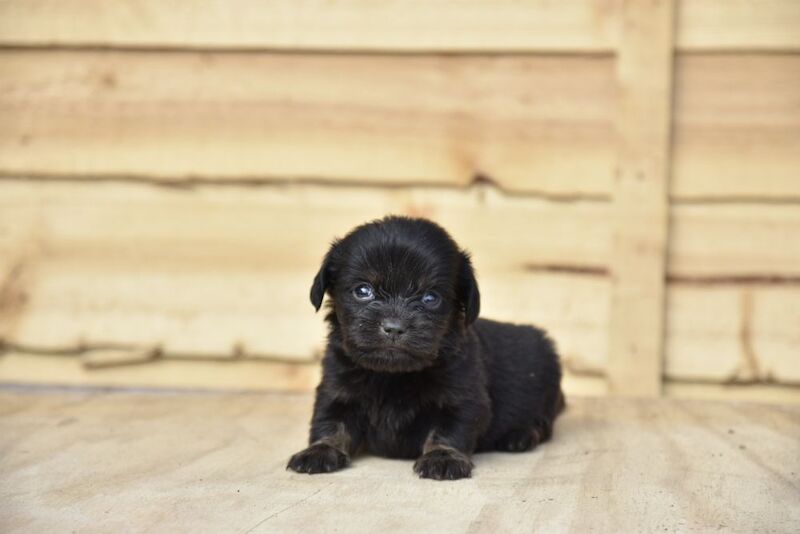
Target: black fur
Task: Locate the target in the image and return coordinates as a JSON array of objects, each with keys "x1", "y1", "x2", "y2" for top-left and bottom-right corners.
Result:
[{"x1": 287, "y1": 216, "x2": 564, "y2": 480}]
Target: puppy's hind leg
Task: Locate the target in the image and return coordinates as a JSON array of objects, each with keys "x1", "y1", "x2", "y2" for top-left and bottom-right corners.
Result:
[
  {"x1": 494, "y1": 428, "x2": 536, "y2": 453},
  {"x1": 494, "y1": 418, "x2": 553, "y2": 453}
]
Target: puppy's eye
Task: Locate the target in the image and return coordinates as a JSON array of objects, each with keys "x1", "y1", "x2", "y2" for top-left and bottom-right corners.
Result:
[
  {"x1": 421, "y1": 291, "x2": 441, "y2": 308},
  {"x1": 353, "y1": 283, "x2": 375, "y2": 301}
]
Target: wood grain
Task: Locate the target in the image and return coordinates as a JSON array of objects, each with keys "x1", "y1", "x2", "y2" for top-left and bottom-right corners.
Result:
[
  {"x1": 0, "y1": 181, "x2": 611, "y2": 366},
  {"x1": 677, "y1": 0, "x2": 800, "y2": 51},
  {"x1": 0, "y1": 0, "x2": 620, "y2": 52},
  {"x1": 6, "y1": 284, "x2": 800, "y2": 390},
  {"x1": 669, "y1": 203, "x2": 800, "y2": 278},
  {"x1": 0, "y1": 353, "x2": 321, "y2": 392},
  {"x1": 3, "y1": 181, "x2": 800, "y2": 386},
  {"x1": 3, "y1": 51, "x2": 797, "y2": 199},
  {"x1": 666, "y1": 285, "x2": 800, "y2": 385},
  {"x1": 1, "y1": 392, "x2": 798, "y2": 532},
  {"x1": 664, "y1": 381, "x2": 800, "y2": 405},
  {"x1": 606, "y1": 0, "x2": 674, "y2": 397},
  {"x1": 0, "y1": 50, "x2": 616, "y2": 197},
  {"x1": 0, "y1": 352, "x2": 607, "y2": 396},
  {"x1": 1, "y1": 0, "x2": 797, "y2": 51},
  {"x1": 672, "y1": 54, "x2": 800, "y2": 200},
  {"x1": 0, "y1": 1, "x2": 798, "y2": 401}
]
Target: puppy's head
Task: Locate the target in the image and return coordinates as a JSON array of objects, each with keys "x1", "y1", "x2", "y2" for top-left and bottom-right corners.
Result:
[{"x1": 310, "y1": 216, "x2": 480, "y2": 373}]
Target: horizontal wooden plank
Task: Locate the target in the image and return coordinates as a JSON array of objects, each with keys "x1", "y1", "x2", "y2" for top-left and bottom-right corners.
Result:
[
  {"x1": 2, "y1": 51, "x2": 799, "y2": 199},
  {"x1": 672, "y1": 54, "x2": 800, "y2": 200},
  {"x1": 664, "y1": 381, "x2": 800, "y2": 405},
  {"x1": 0, "y1": 181, "x2": 611, "y2": 364},
  {"x1": 677, "y1": 0, "x2": 800, "y2": 51},
  {"x1": 665, "y1": 285, "x2": 800, "y2": 385},
  {"x1": 0, "y1": 352, "x2": 607, "y2": 396},
  {"x1": 0, "y1": 0, "x2": 621, "y2": 52},
  {"x1": 7, "y1": 275, "x2": 800, "y2": 388},
  {"x1": 0, "y1": 1, "x2": 797, "y2": 51},
  {"x1": 0, "y1": 353, "x2": 322, "y2": 392},
  {"x1": 3, "y1": 264, "x2": 611, "y2": 373},
  {"x1": 669, "y1": 203, "x2": 800, "y2": 278},
  {"x1": 0, "y1": 50, "x2": 616, "y2": 197},
  {"x1": 3, "y1": 181, "x2": 800, "y2": 386}
]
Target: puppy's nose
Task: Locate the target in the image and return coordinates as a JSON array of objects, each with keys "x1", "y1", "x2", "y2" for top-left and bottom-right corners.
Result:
[{"x1": 381, "y1": 318, "x2": 406, "y2": 337}]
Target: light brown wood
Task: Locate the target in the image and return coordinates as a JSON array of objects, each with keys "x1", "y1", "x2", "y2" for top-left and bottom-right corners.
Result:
[
  {"x1": 670, "y1": 203, "x2": 800, "y2": 278},
  {"x1": 0, "y1": 180, "x2": 611, "y2": 364},
  {"x1": 2, "y1": 51, "x2": 798, "y2": 200},
  {"x1": 0, "y1": 0, "x2": 622, "y2": 52},
  {"x1": 3, "y1": 180, "x2": 800, "y2": 387},
  {"x1": 0, "y1": 2, "x2": 798, "y2": 402},
  {"x1": 5, "y1": 349, "x2": 800, "y2": 402},
  {"x1": 0, "y1": 50, "x2": 616, "y2": 197},
  {"x1": 11, "y1": 179, "x2": 800, "y2": 282},
  {"x1": 7, "y1": 280, "x2": 800, "y2": 389},
  {"x1": 82, "y1": 347, "x2": 157, "y2": 368},
  {"x1": 0, "y1": 353, "x2": 321, "y2": 392},
  {"x1": 0, "y1": 352, "x2": 606, "y2": 398},
  {"x1": 664, "y1": 381, "x2": 800, "y2": 405},
  {"x1": 1, "y1": 0, "x2": 798, "y2": 51},
  {"x1": 606, "y1": 0, "x2": 674, "y2": 397},
  {"x1": 3, "y1": 51, "x2": 796, "y2": 199},
  {"x1": 1, "y1": 391, "x2": 798, "y2": 532},
  {"x1": 677, "y1": 0, "x2": 800, "y2": 51},
  {"x1": 672, "y1": 54, "x2": 800, "y2": 200},
  {"x1": 666, "y1": 285, "x2": 800, "y2": 385}
]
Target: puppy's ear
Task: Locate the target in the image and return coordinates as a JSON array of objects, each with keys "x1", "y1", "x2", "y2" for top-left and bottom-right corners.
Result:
[
  {"x1": 458, "y1": 251, "x2": 480, "y2": 325},
  {"x1": 310, "y1": 240, "x2": 341, "y2": 311},
  {"x1": 309, "y1": 266, "x2": 328, "y2": 312}
]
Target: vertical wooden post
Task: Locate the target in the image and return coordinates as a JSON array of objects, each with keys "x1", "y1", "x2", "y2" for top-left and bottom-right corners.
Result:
[{"x1": 607, "y1": 0, "x2": 675, "y2": 397}]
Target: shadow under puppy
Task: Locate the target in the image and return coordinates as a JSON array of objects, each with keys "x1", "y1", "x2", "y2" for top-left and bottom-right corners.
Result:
[{"x1": 288, "y1": 216, "x2": 564, "y2": 480}]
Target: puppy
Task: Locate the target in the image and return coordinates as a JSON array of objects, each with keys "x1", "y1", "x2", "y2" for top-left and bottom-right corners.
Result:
[{"x1": 287, "y1": 216, "x2": 564, "y2": 480}]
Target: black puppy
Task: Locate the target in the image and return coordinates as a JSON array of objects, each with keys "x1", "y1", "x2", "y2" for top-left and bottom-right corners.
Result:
[{"x1": 287, "y1": 216, "x2": 564, "y2": 480}]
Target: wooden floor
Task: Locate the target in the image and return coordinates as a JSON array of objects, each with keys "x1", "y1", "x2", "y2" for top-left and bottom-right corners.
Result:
[{"x1": 1, "y1": 387, "x2": 798, "y2": 533}]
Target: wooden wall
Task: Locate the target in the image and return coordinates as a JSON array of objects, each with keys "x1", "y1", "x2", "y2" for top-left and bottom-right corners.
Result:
[{"x1": 0, "y1": 1, "x2": 798, "y2": 402}]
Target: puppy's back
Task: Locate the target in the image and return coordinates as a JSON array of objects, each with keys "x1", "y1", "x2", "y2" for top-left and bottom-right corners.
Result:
[{"x1": 472, "y1": 318, "x2": 563, "y2": 448}]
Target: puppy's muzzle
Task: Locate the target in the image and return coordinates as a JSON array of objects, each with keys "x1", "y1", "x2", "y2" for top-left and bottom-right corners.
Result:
[{"x1": 380, "y1": 318, "x2": 407, "y2": 341}]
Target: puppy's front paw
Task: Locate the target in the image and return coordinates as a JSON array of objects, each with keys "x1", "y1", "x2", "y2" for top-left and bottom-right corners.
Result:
[
  {"x1": 287, "y1": 443, "x2": 350, "y2": 474},
  {"x1": 413, "y1": 449, "x2": 473, "y2": 480}
]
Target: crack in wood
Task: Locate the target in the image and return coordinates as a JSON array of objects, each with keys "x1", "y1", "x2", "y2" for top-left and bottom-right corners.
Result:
[
  {"x1": 0, "y1": 173, "x2": 610, "y2": 202},
  {"x1": 673, "y1": 196, "x2": 800, "y2": 206},
  {"x1": 523, "y1": 262, "x2": 609, "y2": 277},
  {"x1": 732, "y1": 290, "x2": 762, "y2": 384},
  {"x1": 2, "y1": 343, "x2": 317, "y2": 367},
  {"x1": 665, "y1": 376, "x2": 800, "y2": 388},
  {"x1": 522, "y1": 263, "x2": 800, "y2": 287},
  {"x1": 0, "y1": 259, "x2": 30, "y2": 338},
  {"x1": 240, "y1": 483, "x2": 333, "y2": 534},
  {"x1": 667, "y1": 274, "x2": 800, "y2": 286},
  {"x1": 562, "y1": 356, "x2": 606, "y2": 378}
]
